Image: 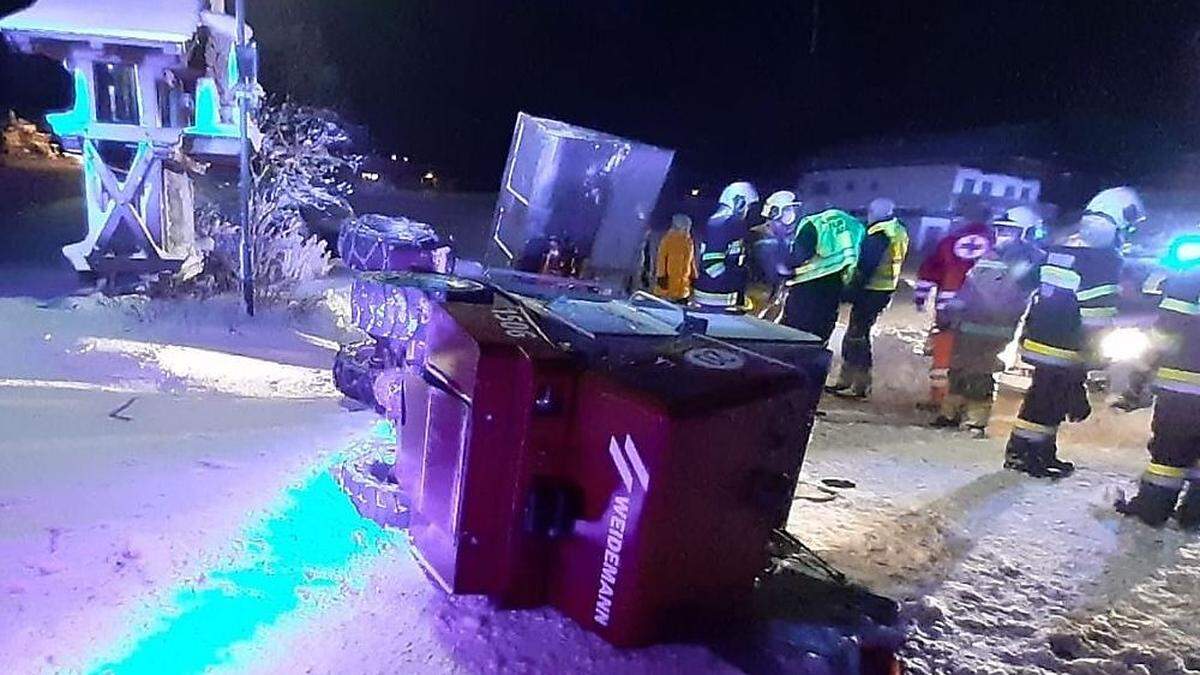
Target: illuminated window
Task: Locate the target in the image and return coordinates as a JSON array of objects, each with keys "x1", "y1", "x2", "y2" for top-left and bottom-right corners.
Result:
[
  {"x1": 980, "y1": 180, "x2": 994, "y2": 196},
  {"x1": 960, "y1": 178, "x2": 976, "y2": 194},
  {"x1": 94, "y1": 62, "x2": 140, "y2": 125}
]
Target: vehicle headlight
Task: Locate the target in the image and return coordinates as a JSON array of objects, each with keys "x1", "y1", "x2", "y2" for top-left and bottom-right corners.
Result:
[{"x1": 1100, "y1": 327, "x2": 1152, "y2": 362}]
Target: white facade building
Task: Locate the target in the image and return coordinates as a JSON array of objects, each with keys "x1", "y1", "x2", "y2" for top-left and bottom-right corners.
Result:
[
  {"x1": 798, "y1": 163, "x2": 1043, "y2": 249},
  {"x1": 799, "y1": 164, "x2": 1041, "y2": 213}
]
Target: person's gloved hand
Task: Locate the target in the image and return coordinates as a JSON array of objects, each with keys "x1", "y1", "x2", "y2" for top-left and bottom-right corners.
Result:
[{"x1": 1067, "y1": 384, "x2": 1092, "y2": 422}]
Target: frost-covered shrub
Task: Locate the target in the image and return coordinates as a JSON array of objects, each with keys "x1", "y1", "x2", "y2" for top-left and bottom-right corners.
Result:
[{"x1": 155, "y1": 102, "x2": 358, "y2": 302}]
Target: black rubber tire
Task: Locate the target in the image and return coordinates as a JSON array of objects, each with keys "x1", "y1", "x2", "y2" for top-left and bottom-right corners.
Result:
[
  {"x1": 337, "y1": 214, "x2": 454, "y2": 273},
  {"x1": 333, "y1": 341, "x2": 384, "y2": 409},
  {"x1": 350, "y1": 272, "x2": 488, "y2": 340},
  {"x1": 331, "y1": 455, "x2": 409, "y2": 529}
]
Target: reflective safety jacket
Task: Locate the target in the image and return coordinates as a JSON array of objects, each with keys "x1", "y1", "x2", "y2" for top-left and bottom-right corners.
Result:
[
  {"x1": 1019, "y1": 243, "x2": 1123, "y2": 368},
  {"x1": 1153, "y1": 265, "x2": 1200, "y2": 396},
  {"x1": 783, "y1": 209, "x2": 864, "y2": 287},
  {"x1": 862, "y1": 217, "x2": 910, "y2": 292},
  {"x1": 915, "y1": 222, "x2": 994, "y2": 314},
  {"x1": 694, "y1": 212, "x2": 749, "y2": 308}
]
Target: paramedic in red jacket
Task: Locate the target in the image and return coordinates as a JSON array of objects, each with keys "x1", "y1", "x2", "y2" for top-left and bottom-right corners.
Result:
[{"x1": 914, "y1": 203, "x2": 996, "y2": 408}]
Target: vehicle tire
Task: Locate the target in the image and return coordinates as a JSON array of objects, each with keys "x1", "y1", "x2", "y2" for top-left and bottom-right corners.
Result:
[
  {"x1": 351, "y1": 273, "x2": 488, "y2": 340},
  {"x1": 331, "y1": 455, "x2": 409, "y2": 529},
  {"x1": 334, "y1": 340, "x2": 384, "y2": 409},
  {"x1": 338, "y1": 214, "x2": 454, "y2": 273}
]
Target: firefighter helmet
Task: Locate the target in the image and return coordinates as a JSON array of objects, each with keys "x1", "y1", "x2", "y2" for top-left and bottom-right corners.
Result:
[
  {"x1": 993, "y1": 206, "x2": 1044, "y2": 244},
  {"x1": 761, "y1": 190, "x2": 801, "y2": 222},
  {"x1": 718, "y1": 181, "x2": 760, "y2": 210},
  {"x1": 1085, "y1": 187, "x2": 1146, "y2": 233}
]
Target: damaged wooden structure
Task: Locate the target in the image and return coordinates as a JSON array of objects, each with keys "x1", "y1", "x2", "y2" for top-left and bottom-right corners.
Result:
[{"x1": 0, "y1": 0, "x2": 255, "y2": 277}]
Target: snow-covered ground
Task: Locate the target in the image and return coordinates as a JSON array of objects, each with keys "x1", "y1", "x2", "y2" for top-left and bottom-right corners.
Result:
[{"x1": 0, "y1": 270, "x2": 1196, "y2": 674}]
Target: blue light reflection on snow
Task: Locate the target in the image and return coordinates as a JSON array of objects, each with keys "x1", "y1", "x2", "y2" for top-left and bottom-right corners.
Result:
[{"x1": 88, "y1": 467, "x2": 403, "y2": 675}]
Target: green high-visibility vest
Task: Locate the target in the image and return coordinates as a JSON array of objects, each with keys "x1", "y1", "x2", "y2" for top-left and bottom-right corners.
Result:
[
  {"x1": 786, "y1": 209, "x2": 865, "y2": 286},
  {"x1": 864, "y1": 217, "x2": 910, "y2": 292}
]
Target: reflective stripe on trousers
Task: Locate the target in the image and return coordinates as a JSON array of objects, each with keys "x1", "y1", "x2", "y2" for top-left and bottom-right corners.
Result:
[
  {"x1": 1143, "y1": 462, "x2": 1188, "y2": 489},
  {"x1": 693, "y1": 288, "x2": 739, "y2": 307},
  {"x1": 1155, "y1": 367, "x2": 1200, "y2": 396},
  {"x1": 1012, "y1": 417, "x2": 1058, "y2": 441}
]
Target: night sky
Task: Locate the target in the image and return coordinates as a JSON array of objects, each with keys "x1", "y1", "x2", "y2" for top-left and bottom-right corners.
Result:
[{"x1": 5, "y1": 1, "x2": 1200, "y2": 190}]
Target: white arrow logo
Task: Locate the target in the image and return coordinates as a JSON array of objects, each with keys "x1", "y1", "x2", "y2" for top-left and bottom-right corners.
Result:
[{"x1": 607, "y1": 435, "x2": 650, "y2": 493}]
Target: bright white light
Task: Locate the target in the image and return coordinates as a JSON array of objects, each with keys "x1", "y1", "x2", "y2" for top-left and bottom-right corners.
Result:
[
  {"x1": 423, "y1": 171, "x2": 435, "y2": 181},
  {"x1": 690, "y1": 188, "x2": 701, "y2": 197},
  {"x1": 403, "y1": 156, "x2": 410, "y2": 162},
  {"x1": 389, "y1": 153, "x2": 398, "y2": 161},
  {"x1": 1100, "y1": 327, "x2": 1152, "y2": 363},
  {"x1": 77, "y1": 337, "x2": 339, "y2": 399},
  {"x1": 360, "y1": 171, "x2": 380, "y2": 182}
]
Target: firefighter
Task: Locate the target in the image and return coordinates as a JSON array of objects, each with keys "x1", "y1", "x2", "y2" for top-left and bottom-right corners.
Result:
[
  {"x1": 914, "y1": 202, "x2": 996, "y2": 408},
  {"x1": 779, "y1": 205, "x2": 865, "y2": 342},
  {"x1": 748, "y1": 190, "x2": 803, "y2": 319},
  {"x1": 829, "y1": 197, "x2": 910, "y2": 399},
  {"x1": 1115, "y1": 231, "x2": 1200, "y2": 527},
  {"x1": 653, "y1": 213, "x2": 698, "y2": 303},
  {"x1": 1004, "y1": 190, "x2": 1141, "y2": 478},
  {"x1": 935, "y1": 209, "x2": 1044, "y2": 433},
  {"x1": 694, "y1": 181, "x2": 758, "y2": 312}
]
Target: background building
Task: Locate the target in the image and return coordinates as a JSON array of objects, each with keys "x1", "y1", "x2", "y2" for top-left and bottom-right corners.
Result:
[{"x1": 796, "y1": 126, "x2": 1067, "y2": 251}]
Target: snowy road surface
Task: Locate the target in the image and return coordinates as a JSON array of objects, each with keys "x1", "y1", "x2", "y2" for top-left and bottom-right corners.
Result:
[{"x1": 1, "y1": 289, "x2": 1197, "y2": 674}]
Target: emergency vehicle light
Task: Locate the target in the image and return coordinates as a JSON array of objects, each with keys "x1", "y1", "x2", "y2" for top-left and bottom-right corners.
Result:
[{"x1": 1163, "y1": 233, "x2": 1200, "y2": 270}]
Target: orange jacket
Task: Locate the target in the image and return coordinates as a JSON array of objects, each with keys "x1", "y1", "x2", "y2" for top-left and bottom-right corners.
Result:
[{"x1": 654, "y1": 229, "x2": 697, "y2": 300}]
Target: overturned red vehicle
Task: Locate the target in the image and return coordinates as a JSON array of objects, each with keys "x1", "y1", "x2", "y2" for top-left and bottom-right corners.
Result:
[{"x1": 362, "y1": 272, "x2": 829, "y2": 647}]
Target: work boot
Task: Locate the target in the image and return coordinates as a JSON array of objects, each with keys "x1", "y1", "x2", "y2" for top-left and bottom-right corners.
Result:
[
  {"x1": 1007, "y1": 436, "x2": 1070, "y2": 479},
  {"x1": 1003, "y1": 436, "x2": 1031, "y2": 472},
  {"x1": 1115, "y1": 480, "x2": 1182, "y2": 528},
  {"x1": 931, "y1": 395, "x2": 964, "y2": 428},
  {"x1": 833, "y1": 376, "x2": 871, "y2": 400},
  {"x1": 930, "y1": 415, "x2": 959, "y2": 429},
  {"x1": 963, "y1": 400, "x2": 991, "y2": 437},
  {"x1": 1043, "y1": 438, "x2": 1075, "y2": 479},
  {"x1": 828, "y1": 365, "x2": 871, "y2": 400},
  {"x1": 1176, "y1": 483, "x2": 1200, "y2": 530}
]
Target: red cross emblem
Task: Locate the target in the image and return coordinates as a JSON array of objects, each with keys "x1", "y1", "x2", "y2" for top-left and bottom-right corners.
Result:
[{"x1": 953, "y1": 234, "x2": 991, "y2": 261}]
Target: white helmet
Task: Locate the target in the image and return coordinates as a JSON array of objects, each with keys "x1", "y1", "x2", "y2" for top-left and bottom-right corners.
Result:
[
  {"x1": 993, "y1": 205, "x2": 1044, "y2": 243},
  {"x1": 1085, "y1": 187, "x2": 1146, "y2": 233},
  {"x1": 761, "y1": 190, "x2": 801, "y2": 220},
  {"x1": 671, "y1": 213, "x2": 692, "y2": 229},
  {"x1": 718, "y1": 181, "x2": 760, "y2": 210},
  {"x1": 1073, "y1": 213, "x2": 1120, "y2": 249},
  {"x1": 1003, "y1": 205, "x2": 1042, "y2": 230},
  {"x1": 867, "y1": 197, "x2": 896, "y2": 223}
]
